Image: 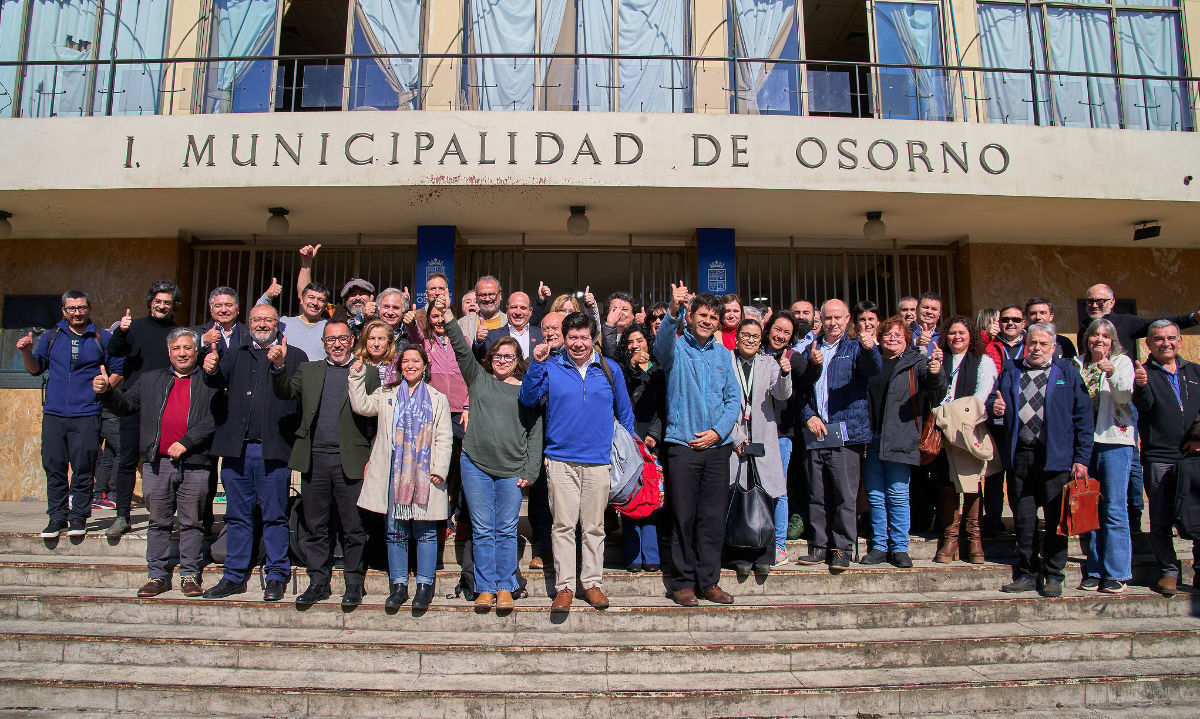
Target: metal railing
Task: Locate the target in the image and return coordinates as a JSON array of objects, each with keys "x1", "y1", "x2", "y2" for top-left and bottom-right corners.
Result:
[{"x1": 1, "y1": 52, "x2": 1195, "y2": 131}]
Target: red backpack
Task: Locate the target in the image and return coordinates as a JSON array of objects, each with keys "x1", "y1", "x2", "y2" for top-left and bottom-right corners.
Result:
[{"x1": 611, "y1": 440, "x2": 665, "y2": 519}]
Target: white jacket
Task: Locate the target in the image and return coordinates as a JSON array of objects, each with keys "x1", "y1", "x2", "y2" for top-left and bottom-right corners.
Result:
[{"x1": 1073, "y1": 354, "x2": 1136, "y2": 447}]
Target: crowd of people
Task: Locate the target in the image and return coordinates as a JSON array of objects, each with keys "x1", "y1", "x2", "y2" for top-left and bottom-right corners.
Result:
[{"x1": 16, "y1": 243, "x2": 1200, "y2": 612}]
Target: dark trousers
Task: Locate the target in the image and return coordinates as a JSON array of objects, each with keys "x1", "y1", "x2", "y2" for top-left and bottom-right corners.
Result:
[
  {"x1": 786, "y1": 444, "x2": 811, "y2": 539},
  {"x1": 1143, "y1": 461, "x2": 1199, "y2": 578},
  {"x1": 983, "y1": 471, "x2": 1007, "y2": 531},
  {"x1": 665, "y1": 442, "x2": 733, "y2": 593},
  {"x1": 806, "y1": 445, "x2": 863, "y2": 552},
  {"x1": 202, "y1": 466, "x2": 220, "y2": 535},
  {"x1": 302, "y1": 451, "x2": 368, "y2": 587},
  {"x1": 114, "y1": 413, "x2": 141, "y2": 519},
  {"x1": 41, "y1": 414, "x2": 101, "y2": 523},
  {"x1": 529, "y1": 466, "x2": 553, "y2": 555},
  {"x1": 1008, "y1": 444, "x2": 1069, "y2": 583},
  {"x1": 221, "y1": 442, "x2": 291, "y2": 584},
  {"x1": 93, "y1": 416, "x2": 121, "y2": 498},
  {"x1": 142, "y1": 457, "x2": 208, "y2": 580}
]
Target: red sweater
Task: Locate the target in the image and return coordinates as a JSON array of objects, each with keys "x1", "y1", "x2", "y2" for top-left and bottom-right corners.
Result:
[{"x1": 157, "y1": 375, "x2": 191, "y2": 456}]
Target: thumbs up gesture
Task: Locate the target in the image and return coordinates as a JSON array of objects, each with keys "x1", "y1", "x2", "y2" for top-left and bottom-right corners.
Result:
[
  {"x1": 669, "y1": 282, "x2": 689, "y2": 315},
  {"x1": 1134, "y1": 360, "x2": 1148, "y2": 387},
  {"x1": 264, "y1": 277, "x2": 283, "y2": 300},
  {"x1": 991, "y1": 390, "x2": 1006, "y2": 417},
  {"x1": 583, "y1": 285, "x2": 596, "y2": 309},
  {"x1": 476, "y1": 320, "x2": 489, "y2": 343},
  {"x1": 779, "y1": 352, "x2": 792, "y2": 374},
  {"x1": 533, "y1": 343, "x2": 551, "y2": 362},
  {"x1": 928, "y1": 346, "x2": 943, "y2": 375},
  {"x1": 809, "y1": 344, "x2": 824, "y2": 366},
  {"x1": 119, "y1": 309, "x2": 132, "y2": 332},
  {"x1": 267, "y1": 335, "x2": 287, "y2": 368},
  {"x1": 538, "y1": 281, "x2": 551, "y2": 300},
  {"x1": 635, "y1": 306, "x2": 646, "y2": 326},
  {"x1": 92, "y1": 365, "x2": 111, "y2": 394},
  {"x1": 202, "y1": 344, "x2": 220, "y2": 374},
  {"x1": 15, "y1": 331, "x2": 33, "y2": 352},
  {"x1": 859, "y1": 327, "x2": 877, "y2": 350},
  {"x1": 202, "y1": 321, "x2": 222, "y2": 347}
]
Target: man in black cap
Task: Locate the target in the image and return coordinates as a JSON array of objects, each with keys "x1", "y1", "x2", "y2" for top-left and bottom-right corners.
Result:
[{"x1": 341, "y1": 278, "x2": 377, "y2": 336}]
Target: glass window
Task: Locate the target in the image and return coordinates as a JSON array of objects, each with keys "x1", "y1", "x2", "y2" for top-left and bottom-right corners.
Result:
[
  {"x1": 204, "y1": 0, "x2": 278, "y2": 113},
  {"x1": 873, "y1": 1, "x2": 950, "y2": 121},
  {"x1": 348, "y1": 0, "x2": 423, "y2": 110},
  {"x1": 728, "y1": 0, "x2": 800, "y2": 115},
  {"x1": 20, "y1": 0, "x2": 102, "y2": 117},
  {"x1": 94, "y1": 0, "x2": 171, "y2": 115},
  {"x1": 0, "y1": 0, "x2": 25, "y2": 118},
  {"x1": 618, "y1": 0, "x2": 691, "y2": 112}
]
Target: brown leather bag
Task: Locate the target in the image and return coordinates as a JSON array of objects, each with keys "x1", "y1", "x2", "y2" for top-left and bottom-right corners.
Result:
[
  {"x1": 1057, "y1": 476, "x2": 1102, "y2": 536},
  {"x1": 908, "y1": 369, "x2": 941, "y2": 465}
]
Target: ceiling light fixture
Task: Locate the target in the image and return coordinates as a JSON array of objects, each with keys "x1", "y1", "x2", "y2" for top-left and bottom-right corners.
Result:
[
  {"x1": 862, "y1": 211, "x2": 886, "y2": 241},
  {"x1": 266, "y1": 207, "x2": 290, "y2": 236},
  {"x1": 1132, "y1": 220, "x2": 1160, "y2": 242},
  {"x1": 566, "y1": 206, "x2": 590, "y2": 236}
]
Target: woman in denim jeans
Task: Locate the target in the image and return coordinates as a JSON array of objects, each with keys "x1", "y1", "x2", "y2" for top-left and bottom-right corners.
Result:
[
  {"x1": 350, "y1": 345, "x2": 453, "y2": 611},
  {"x1": 1074, "y1": 318, "x2": 1136, "y2": 593}
]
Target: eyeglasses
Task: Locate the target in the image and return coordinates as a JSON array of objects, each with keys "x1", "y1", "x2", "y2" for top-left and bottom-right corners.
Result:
[
  {"x1": 738, "y1": 332, "x2": 761, "y2": 341},
  {"x1": 652, "y1": 314, "x2": 667, "y2": 321},
  {"x1": 323, "y1": 335, "x2": 352, "y2": 345},
  {"x1": 492, "y1": 354, "x2": 517, "y2": 363},
  {"x1": 1084, "y1": 298, "x2": 1113, "y2": 306},
  {"x1": 63, "y1": 307, "x2": 90, "y2": 314},
  {"x1": 999, "y1": 317, "x2": 1024, "y2": 324}
]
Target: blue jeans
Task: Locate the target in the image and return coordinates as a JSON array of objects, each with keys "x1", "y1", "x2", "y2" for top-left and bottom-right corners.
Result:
[
  {"x1": 221, "y1": 442, "x2": 291, "y2": 583},
  {"x1": 459, "y1": 452, "x2": 522, "y2": 593},
  {"x1": 776, "y1": 437, "x2": 793, "y2": 551},
  {"x1": 1085, "y1": 443, "x2": 1133, "y2": 581},
  {"x1": 386, "y1": 517, "x2": 438, "y2": 586},
  {"x1": 622, "y1": 514, "x2": 660, "y2": 565},
  {"x1": 862, "y1": 439, "x2": 912, "y2": 553}
]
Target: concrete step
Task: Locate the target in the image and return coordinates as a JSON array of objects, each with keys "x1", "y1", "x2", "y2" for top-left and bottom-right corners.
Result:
[
  {"x1": 0, "y1": 658, "x2": 1197, "y2": 717},
  {"x1": 0, "y1": 552, "x2": 1191, "y2": 598},
  {"x1": 1, "y1": 616, "x2": 1197, "y2": 675},
  {"x1": 1, "y1": 584, "x2": 1192, "y2": 634}
]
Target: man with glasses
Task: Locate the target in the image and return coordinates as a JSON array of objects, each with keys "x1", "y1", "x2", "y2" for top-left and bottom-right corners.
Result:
[
  {"x1": 458, "y1": 276, "x2": 506, "y2": 344},
  {"x1": 17, "y1": 290, "x2": 122, "y2": 538},
  {"x1": 106, "y1": 280, "x2": 182, "y2": 536},
  {"x1": 995, "y1": 305, "x2": 1029, "y2": 363},
  {"x1": 201, "y1": 304, "x2": 308, "y2": 602},
  {"x1": 271, "y1": 320, "x2": 377, "y2": 608}
]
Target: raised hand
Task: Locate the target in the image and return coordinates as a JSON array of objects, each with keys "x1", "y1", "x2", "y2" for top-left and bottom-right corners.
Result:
[
  {"x1": 635, "y1": 306, "x2": 646, "y2": 325},
  {"x1": 606, "y1": 304, "x2": 623, "y2": 327},
  {"x1": 362, "y1": 300, "x2": 377, "y2": 318},
  {"x1": 1097, "y1": 357, "x2": 1115, "y2": 377},
  {"x1": 779, "y1": 352, "x2": 791, "y2": 374},
  {"x1": 859, "y1": 328, "x2": 877, "y2": 350},
  {"x1": 298, "y1": 244, "x2": 321, "y2": 264},
  {"x1": 583, "y1": 285, "x2": 596, "y2": 309},
  {"x1": 532, "y1": 343, "x2": 551, "y2": 362},
  {"x1": 265, "y1": 277, "x2": 283, "y2": 299},
  {"x1": 15, "y1": 332, "x2": 33, "y2": 352},
  {"x1": 202, "y1": 321, "x2": 222, "y2": 347},
  {"x1": 1134, "y1": 361, "x2": 1148, "y2": 387},
  {"x1": 202, "y1": 345, "x2": 220, "y2": 374},
  {"x1": 119, "y1": 309, "x2": 132, "y2": 332},
  {"x1": 809, "y1": 344, "x2": 824, "y2": 366},
  {"x1": 351, "y1": 359, "x2": 365, "y2": 373},
  {"x1": 476, "y1": 320, "x2": 489, "y2": 343},
  {"x1": 267, "y1": 336, "x2": 287, "y2": 368},
  {"x1": 928, "y1": 346, "x2": 943, "y2": 375},
  {"x1": 92, "y1": 365, "x2": 110, "y2": 394},
  {"x1": 401, "y1": 287, "x2": 411, "y2": 309},
  {"x1": 403, "y1": 309, "x2": 416, "y2": 325},
  {"x1": 917, "y1": 329, "x2": 933, "y2": 348},
  {"x1": 669, "y1": 282, "x2": 689, "y2": 315},
  {"x1": 991, "y1": 390, "x2": 1006, "y2": 417},
  {"x1": 538, "y1": 281, "x2": 552, "y2": 300}
]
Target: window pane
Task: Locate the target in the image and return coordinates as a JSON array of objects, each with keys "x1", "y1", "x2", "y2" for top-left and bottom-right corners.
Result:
[
  {"x1": 977, "y1": 3, "x2": 1048, "y2": 125},
  {"x1": 874, "y1": 1, "x2": 949, "y2": 121},
  {"x1": 349, "y1": 0, "x2": 422, "y2": 110},
  {"x1": 618, "y1": 0, "x2": 690, "y2": 113},
  {"x1": 205, "y1": 0, "x2": 278, "y2": 113},
  {"x1": 731, "y1": 0, "x2": 800, "y2": 115},
  {"x1": 1117, "y1": 10, "x2": 1190, "y2": 130},
  {"x1": 1044, "y1": 7, "x2": 1118, "y2": 128},
  {"x1": 0, "y1": 0, "x2": 24, "y2": 118},
  {"x1": 21, "y1": 0, "x2": 102, "y2": 117},
  {"x1": 93, "y1": 0, "x2": 171, "y2": 116},
  {"x1": 573, "y1": 0, "x2": 613, "y2": 111},
  {"x1": 1117, "y1": 0, "x2": 1176, "y2": 6}
]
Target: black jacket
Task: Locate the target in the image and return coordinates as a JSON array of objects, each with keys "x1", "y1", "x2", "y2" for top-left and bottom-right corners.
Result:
[
  {"x1": 1078, "y1": 311, "x2": 1198, "y2": 362},
  {"x1": 937, "y1": 351, "x2": 982, "y2": 404},
  {"x1": 622, "y1": 361, "x2": 666, "y2": 444},
  {"x1": 872, "y1": 348, "x2": 947, "y2": 466},
  {"x1": 1133, "y1": 358, "x2": 1200, "y2": 465},
  {"x1": 206, "y1": 341, "x2": 308, "y2": 462},
  {"x1": 106, "y1": 315, "x2": 179, "y2": 386},
  {"x1": 103, "y1": 366, "x2": 219, "y2": 466}
]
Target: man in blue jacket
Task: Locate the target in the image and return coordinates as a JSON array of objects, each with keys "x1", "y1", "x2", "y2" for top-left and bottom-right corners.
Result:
[
  {"x1": 795, "y1": 299, "x2": 883, "y2": 573},
  {"x1": 17, "y1": 290, "x2": 122, "y2": 538},
  {"x1": 654, "y1": 284, "x2": 741, "y2": 607},
  {"x1": 989, "y1": 322, "x2": 1093, "y2": 598},
  {"x1": 521, "y1": 311, "x2": 635, "y2": 613}
]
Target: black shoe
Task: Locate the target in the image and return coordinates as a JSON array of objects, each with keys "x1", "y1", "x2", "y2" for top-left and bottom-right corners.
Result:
[
  {"x1": 888, "y1": 551, "x2": 913, "y2": 568},
  {"x1": 263, "y1": 579, "x2": 286, "y2": 601},
  {"x1": 643, "y1": 564, "x2": 660, "y2": 572},
  {"x1": 295, "y1": 583, "x2": 331, "y2": 605},
  {"x1": 858, "y1": 548, "x2": 887, "y2": 565},
  {"x1": 412, "y1": 583, "x2": 434, "y2": 609},
  {"x1": 731, "y1": 560, "x2": 752, "y2": 578},
  {"x1": 202, "y1": 578, "x2": 247, "y2": 599},
  {"x1": 828, "y1": 550, "x2": 850, "y2": 574},
  {"x1": 1001, "y1": 576, "x2": 1037, "y2": 593},
  {"x1": 67, "y1": 520, "x2": 87, "y2": 537},
  {"x1": 1039, "y1": 578, "x2": 1063, "y2": 598},
  {"x1": 385, "y1": 582, "x2": 409, "y2": 609},
  {"x1": 626, "y1": 563, "x2": 643, "y2": 573},
  {"x1": 341, "y1": 584, "x2": 364, "y2": 607},
  {"x1": 794, "y1": 548, "x2": 827, "y2": 565},
  {"x1": 752, "y1": 563, "x2": 772, "y2": 576},
  {"x1": 40, "y1": 520, "x2": 67, "y2": 538}
]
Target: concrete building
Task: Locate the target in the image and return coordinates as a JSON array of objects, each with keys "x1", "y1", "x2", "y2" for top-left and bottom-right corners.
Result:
[{"x1": 1, "y1": 0, "x2": 1197, "y2": 497}]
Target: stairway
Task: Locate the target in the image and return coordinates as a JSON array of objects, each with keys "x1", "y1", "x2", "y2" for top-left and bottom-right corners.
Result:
[{"x1": 0, "y1": 505, "x2": 1197, "y2": 718}]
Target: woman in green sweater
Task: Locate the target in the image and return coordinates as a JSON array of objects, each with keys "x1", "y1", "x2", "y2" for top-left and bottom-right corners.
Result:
[{"x1": 443, "y1": 302, "x2": 543, "y2": 612}]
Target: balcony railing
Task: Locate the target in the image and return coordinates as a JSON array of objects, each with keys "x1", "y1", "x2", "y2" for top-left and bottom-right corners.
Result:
[{"x1": 0, "y1": 52, "x2": 1195, "y2": 131}]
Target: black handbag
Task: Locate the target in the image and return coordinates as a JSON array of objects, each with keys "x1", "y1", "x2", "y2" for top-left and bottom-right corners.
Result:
[{"x1": 724, "y1": 456, "x2": 775, "y2": 549}]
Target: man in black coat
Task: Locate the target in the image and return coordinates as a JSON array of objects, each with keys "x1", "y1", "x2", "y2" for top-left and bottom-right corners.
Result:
[
  {"x1": 105, "y1": 280, "x2": 182, "y2": 536},
  {"x1": 97, "y1": 327, "x2": 219, "y2": 599},
  {"x1": 201, "y1": 304, "x2": 307, "y2": 602}
]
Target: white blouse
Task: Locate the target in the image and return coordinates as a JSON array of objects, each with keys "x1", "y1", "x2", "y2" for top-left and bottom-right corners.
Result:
[{"x1": 940, "y1": 352, "x2": 997, "y2": 405}]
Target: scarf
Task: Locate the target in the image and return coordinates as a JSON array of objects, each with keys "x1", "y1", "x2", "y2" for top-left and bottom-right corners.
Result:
[{"x1": 389, "y1": 381, "x2": 434, "y2": 518}]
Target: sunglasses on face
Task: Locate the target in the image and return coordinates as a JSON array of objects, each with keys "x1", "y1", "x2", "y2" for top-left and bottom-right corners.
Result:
[{"x1": 999, "y1": 317, "x2": 1024, "y2": 324}]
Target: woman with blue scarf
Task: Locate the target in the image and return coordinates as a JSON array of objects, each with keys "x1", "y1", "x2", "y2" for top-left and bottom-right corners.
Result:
[{"x1": 350, "y1": 345, "x2": 452, "y2": 610}]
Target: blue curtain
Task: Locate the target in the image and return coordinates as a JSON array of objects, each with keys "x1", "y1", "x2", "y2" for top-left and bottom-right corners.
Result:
[
  {"x1": 731, "y1": 0, "x2": 798, "y2": 115},
  {"x1": 350, "y1": 0, "x2": 422, "y2": 110},
  {"x1": 20, "y1": 0, "x2": 101, "y2": 117},
  {"x1": 93, "y1": 0, "x2": 170, "y2": 115},
  {"x1": 618, "y1": 0, "x2": 689, "y2": 112},
  {"x1": 1117, "y1": 10, "x2": 1189, "y2": 130},
  {"x1": 0, "y1": 0, "x2": 24, "y2": 117},
  {"x1": 874, "y1": 1, "x2": 948, "y2": 121},
  {"x1": 465, "y1": 0, "x2": 566, "y2": 110},
  {"x1": 205, "y1": 0, "x2": 277, "y2": 113},
  {"x1": 977, "y1": 3, "x2": 1046, "y2": 124},
  {"x1": 1044, "y1": 7, "x2": 1118, "y2": 128}
]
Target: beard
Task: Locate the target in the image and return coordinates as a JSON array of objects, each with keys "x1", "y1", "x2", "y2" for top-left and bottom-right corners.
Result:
[
  {"x1": 794, "y1": 320, "x2": 812, "y2": 338},
  {"x1": 251, "y1": 328, "x2": 278, "y2": 346}
]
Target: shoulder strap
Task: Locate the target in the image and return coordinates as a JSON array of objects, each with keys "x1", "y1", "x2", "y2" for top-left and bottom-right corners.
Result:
[{"x1": 597, "y1": 356, "x2": 617, "y2": 415}]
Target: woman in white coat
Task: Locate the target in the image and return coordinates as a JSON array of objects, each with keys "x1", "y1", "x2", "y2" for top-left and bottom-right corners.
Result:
[
  {"x1": 350, "y1": 345, "x2": 452, "y2": 610},
  {"x1": 1073, "y1": 318, "x2": 1136, "y2": 593}
]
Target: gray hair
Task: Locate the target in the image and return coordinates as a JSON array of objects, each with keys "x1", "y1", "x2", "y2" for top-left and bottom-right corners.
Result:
[
  {"x1": 377, "y1": 287, "x2": 410, "y2": 311},
  {"x1": 166, "y1": 327, "x2": 200, "y2": 347},
  {"x1": 1027, "y1": 322, "x2": 1057, "y2": 342},
  {"x1": 1148, "y1": 318, "x2": 1180, "y2": 335},
  {"x1": 208, "y1": 286, "x2": 239, "y2": 306},
  {"x1": 475, "y1": 275, "x2": 502, "y2": 296},
  {"x1": 1082, "y1": 318, "x2": 1125, "y2": 358}
]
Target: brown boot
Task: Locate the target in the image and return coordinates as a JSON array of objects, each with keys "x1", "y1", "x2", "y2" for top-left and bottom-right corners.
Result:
[
  {"x1": 933, "y1": 484, "x2": 961, "y2": 564},
  {"x1": 962, "y1": 492, "x2": 985, "y2": 564}
]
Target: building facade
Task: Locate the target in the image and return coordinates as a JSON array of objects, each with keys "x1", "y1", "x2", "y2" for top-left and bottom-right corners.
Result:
[{"x1": 1, "y1": 0, "x2": 1198, "y2": 497}]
